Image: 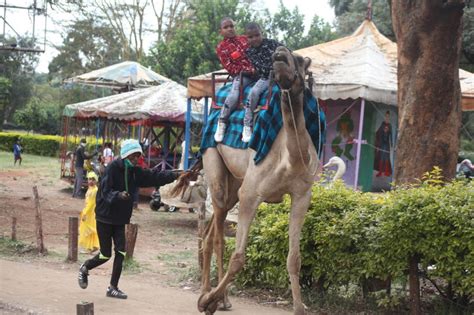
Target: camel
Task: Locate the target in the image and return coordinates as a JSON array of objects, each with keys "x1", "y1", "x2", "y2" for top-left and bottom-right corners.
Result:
[{"x1": 198, "y1": 46, "x2": 320, "y2": 315}]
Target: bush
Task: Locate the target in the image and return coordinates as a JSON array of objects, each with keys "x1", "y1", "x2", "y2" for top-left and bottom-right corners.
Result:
[
  {"x1": 225, "y1": 170, "x2": 473, "y2": 310},
  {"x1": 0, "y1": 132, "x2": 62, "y2": 157}
]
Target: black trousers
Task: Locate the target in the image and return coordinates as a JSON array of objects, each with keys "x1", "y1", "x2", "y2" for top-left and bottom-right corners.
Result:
[{"x1": 84, "y1": 221, "x2": 126, "y2": 287}]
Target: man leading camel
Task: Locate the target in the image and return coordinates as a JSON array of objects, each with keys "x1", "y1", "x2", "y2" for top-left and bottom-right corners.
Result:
[{"x1": 77, "y1": 139, "x2": 183, "y2": 299}]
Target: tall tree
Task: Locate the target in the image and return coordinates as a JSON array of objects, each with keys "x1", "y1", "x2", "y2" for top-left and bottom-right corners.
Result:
[
  {"x1": 0, "y1": 77, "x2": 12, "y2": 130},
  {"x1": 392, "y1": 1, "x2": 464, "y2": 184},
  {"x1": 270, "y1": 3, "x2": 306, "y2": 49},
  {"x1": 48, "y1": 18, "x2": 122, "y2": 80},
  {"x1": 0, "y1": 36, "x2": 38, "y2": 125},
  {"x1": 146, "y1": 0, "x2": 256, "y2": 83},
  {"x1": 332, "y1": 0, "x2": 395, "y2": 40}
]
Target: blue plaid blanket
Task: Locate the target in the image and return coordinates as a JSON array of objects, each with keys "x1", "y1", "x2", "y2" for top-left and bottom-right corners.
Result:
[{"x1": 200, "y1": 82, "x2": 326, "y2": 165}]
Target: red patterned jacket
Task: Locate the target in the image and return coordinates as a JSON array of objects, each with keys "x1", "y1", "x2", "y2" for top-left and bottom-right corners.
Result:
[{"x1": 216, "y1": 35, "x2": 254, "y2": 77}]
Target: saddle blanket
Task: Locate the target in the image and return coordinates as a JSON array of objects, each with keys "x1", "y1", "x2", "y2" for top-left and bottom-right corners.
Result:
[{"x1": 200, "y1": 82, "x2": 326, "y2": 165}]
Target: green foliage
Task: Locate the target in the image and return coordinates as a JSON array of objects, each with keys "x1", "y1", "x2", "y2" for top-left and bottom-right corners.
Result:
[
  {"x1": 333, "y1": 0, "x2": 394, "y2": 40},
  {"x1": 0, "y1": 132, "x2": 62, "y2": 157},
  {"x1": 145, "y1": 0, "x2": 336, "y2": 83},
  {"x1": 48, "y1": 17, "x2": 123, "y2": 81},
  {"x1": 13, "y1": 97, "x2": 61, "y2": 135},
  {"x1": 146, "y1": 0, "x2": 246, "y2": 84},
  {"x1": 0, "y1": 36, "x2": 38, "y2": 124},
  {"x1": 226, "y1": 171, "x2": 473, "y2": 308},
  {"x1": 461, "y1": 7, "x2": 474, "y2": 72},
  {"x1": 0, "y1": 77, "x2": 12, "y2": 129}
]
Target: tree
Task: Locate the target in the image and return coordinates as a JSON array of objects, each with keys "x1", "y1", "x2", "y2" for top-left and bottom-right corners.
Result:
[
  {"x1": 329, "y1": 0, "x2": 352, "y2": 16},
  {"x1": 460, "y1": 6, "x2": 474, "y2": 72},
  {"x1": 270, "y1": 3, "x2": 306, "y2": 49},
  {"x1": 0, "y1": 77, "x2": 12, "y2": 131},
  {"x1": 48, "y1": 17, "x2": 123, "y2": 80},
  {"x1": 392, "y1": 0, "x2": 464, "y2": 183},
  {"x1": 392, "y1": 12, "x2": 465, "y2": 313},
  {"x1": 146, "y1": 0, "x2": 255, "y2": 83},
  {"x1": 302, "y1": 15, "x2": 337, "y2": 47},
  {"x1": 145, "y1": 0, "x2": 336, "y2": 83},
  {"x1": 331, "y1": 0, "x2": 395, "y2": 40},
  {"x1": 0, "y1": 36, "x2": 38, "y2": 125}
]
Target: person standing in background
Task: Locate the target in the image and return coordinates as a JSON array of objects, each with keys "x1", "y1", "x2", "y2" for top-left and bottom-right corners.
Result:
[
  {"x1": 73, "y1": 138, "x2": 97, "y2": 198},
  {"x1": 13, "y1": 138, "x2": 22, "y2": 166}
]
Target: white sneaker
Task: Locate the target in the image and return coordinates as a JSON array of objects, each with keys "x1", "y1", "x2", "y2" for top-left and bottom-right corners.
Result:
[
  {"x1": 242, "y1": 126, "x2": 252, "y2": 143},
  {"x1": 214, "y1": 122, "x2": 226, "y2": 142}
]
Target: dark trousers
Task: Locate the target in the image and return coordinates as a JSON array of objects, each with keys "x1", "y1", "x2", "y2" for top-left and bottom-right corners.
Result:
[
  {"x1": 84, "y1": 221, "x2": 126, "y2": 287},
  {"x1": 73, "y1": 166, "x2": 84, "y2": 197}
]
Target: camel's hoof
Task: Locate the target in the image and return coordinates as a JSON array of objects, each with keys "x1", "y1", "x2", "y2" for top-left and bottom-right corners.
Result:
[
  {"x1": 217, "y1": 299, "x2": 232, "y2": 310},
  {"x1": 197, "y1": 292, "x2": 219, "y2": 314},
  {"x1": 294, "y1": 303, "x2": 306, "y2": 315}
]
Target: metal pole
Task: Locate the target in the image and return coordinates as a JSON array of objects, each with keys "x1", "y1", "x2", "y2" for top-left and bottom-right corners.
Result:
[
  {"x1": 184, "y1": 98, "x2": 192, "y2": 169},
  {"x1": 32, "y1": 0, "x2": 37, "y2": 45},
  {"x1": 203, "y1": 97, "x2": 209, "y2": 126},
  {"x1": 354, "y1": 98, "x2": 365, "y2": 189},
  {"x1": 2, "y1": 0, "x2": 6, "y2": 41}
]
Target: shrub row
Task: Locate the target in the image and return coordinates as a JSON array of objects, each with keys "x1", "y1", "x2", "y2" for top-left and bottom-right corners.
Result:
[
  {"x1": 225, "y1": 169, "x2": 473, "y2": 308},
  {"x1": 0, "y1": 132, "x2": 200, "y2": 158},
  {"x1": 0, "y1": 132, "x2": 63, "y2": 157}
]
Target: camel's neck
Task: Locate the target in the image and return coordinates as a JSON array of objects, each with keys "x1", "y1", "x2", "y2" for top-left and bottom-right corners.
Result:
[{"x1": 280, "y1": 88, "x2": 314, "y2": 166}]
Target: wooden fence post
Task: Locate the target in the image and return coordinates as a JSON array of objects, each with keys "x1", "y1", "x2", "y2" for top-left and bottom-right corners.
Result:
[
  {"x1": 11, "y1": 217, "x2": 17, "y2": 241},
  {"x1": 197, "y1": 201, "x2": 206, "y2": 271},
  {"x1": 76, "y1": 302, "x2": 94, "y2": 315},
  {"x1": 125, "y1": 223, "x2": 138, "y2": 259},
  {"x1": 32, "y1": 186, "x2": 46, "y2": 254},
  {"x1": 68, "y1": 217, "x2": 79, "y2": 262}
]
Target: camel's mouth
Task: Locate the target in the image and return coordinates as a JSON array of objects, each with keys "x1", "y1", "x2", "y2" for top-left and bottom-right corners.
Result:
[{"x1": 272, "y1": 50, "x2": 290, "y2": 66}]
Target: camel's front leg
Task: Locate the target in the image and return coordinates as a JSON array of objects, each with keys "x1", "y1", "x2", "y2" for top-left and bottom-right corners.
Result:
[
  {"x1": 198, "y1": 188, "x2": 261, "y2": 314},
  {"x1": 287, "y1": 189, "x2": 312, "y2": 315}
]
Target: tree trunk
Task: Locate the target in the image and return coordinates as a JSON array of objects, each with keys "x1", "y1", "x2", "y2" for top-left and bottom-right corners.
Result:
[
  {"x1": 409, "y1": 255, "x2": 421, "y2": 315},
  {"x1": 391, "y1": 0, "x2": 465, "y2": 184}
]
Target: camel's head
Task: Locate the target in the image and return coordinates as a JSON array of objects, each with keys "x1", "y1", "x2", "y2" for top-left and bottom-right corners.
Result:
[{"x1": 272, "y1": 46, "x2": 311, "y2": 91}]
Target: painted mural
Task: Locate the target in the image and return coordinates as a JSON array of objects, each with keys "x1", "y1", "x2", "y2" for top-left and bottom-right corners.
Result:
[
  {"x1": 323, "y1": 100, "x2": 360, "y2": 187},
  {"x1": 371, "y1": 107, "x2": 397, "y2": 191}
]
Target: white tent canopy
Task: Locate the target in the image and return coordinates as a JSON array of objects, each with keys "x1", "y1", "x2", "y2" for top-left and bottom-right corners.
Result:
[
  {"x1": 66, "y1": 61, "x2": 170, "y2": 89},
  {"x1": 63, "y1": 81, "x2": 203, "y2": 123}
]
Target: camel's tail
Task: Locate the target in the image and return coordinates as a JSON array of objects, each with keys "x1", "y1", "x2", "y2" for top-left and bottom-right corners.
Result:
[{"x1": 168, "y1": 155, "x2": 204, "y2": 198}]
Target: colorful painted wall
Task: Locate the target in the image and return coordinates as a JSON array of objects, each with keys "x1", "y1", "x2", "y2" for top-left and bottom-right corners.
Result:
[
  {"x1": 320, "y1": 99, "x2": 398, "y2": 192},
  {"x1": 321, "y1": 99, "x2": 361, "y2": 187}
]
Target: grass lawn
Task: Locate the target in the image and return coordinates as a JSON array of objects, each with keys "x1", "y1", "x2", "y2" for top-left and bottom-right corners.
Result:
[{"x1": 0, "y1": 151, "x2": 60, "y2": 180}]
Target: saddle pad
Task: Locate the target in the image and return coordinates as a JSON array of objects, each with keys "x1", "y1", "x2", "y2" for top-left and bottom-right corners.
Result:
[{"x1": 200, "y1": 83, "x2": 326, "y2": 165}]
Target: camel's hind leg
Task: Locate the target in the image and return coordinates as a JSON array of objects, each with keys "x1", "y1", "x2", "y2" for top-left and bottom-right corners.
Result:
[
  {"x1": 200, "y1": 149, "x2": 239, "y2": 312},
  {"x1": 198, "y1": 182, "x2": 262, "y2": 313},
  {"x1": 215, "y1": 176, "x2": 240, "y2": 310},
  {"x1": 287, "y1": 189, "x2": 312, "y2": 315}
]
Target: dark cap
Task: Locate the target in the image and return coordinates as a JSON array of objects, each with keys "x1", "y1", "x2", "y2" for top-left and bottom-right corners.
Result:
[{"x1": 80, "y1": 138, "x2": 87, "y2": 143}]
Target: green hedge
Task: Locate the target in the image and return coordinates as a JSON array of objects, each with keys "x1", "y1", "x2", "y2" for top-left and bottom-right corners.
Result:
[
  {"x1": 225, "y1": 169, "x2": 473, "y2": 308},
  {"x1": 0, "y1": 132, "x2": 63, "y2": 157}
]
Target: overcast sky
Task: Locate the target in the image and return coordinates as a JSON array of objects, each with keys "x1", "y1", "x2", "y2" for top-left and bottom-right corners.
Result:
[{"x1": 2, "y1": 0, "x2": 335, "y2": 73}]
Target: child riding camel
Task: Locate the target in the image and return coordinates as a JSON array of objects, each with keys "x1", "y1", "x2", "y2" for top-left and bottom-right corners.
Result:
[
  {"x1": 214, "y1": 17, "x2": 255, "y2": 143},
  {"x1": 242, "y1": 22, "x2": 284, "y2": 142}
]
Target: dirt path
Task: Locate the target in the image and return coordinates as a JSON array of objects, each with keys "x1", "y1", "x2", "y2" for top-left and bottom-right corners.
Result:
[
  {"x1": 0, "y1": 259, "x2": 291, "y2": 315},
  {"x1": 0, "y1": 155, "x2": 294, "y2": 314}
]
